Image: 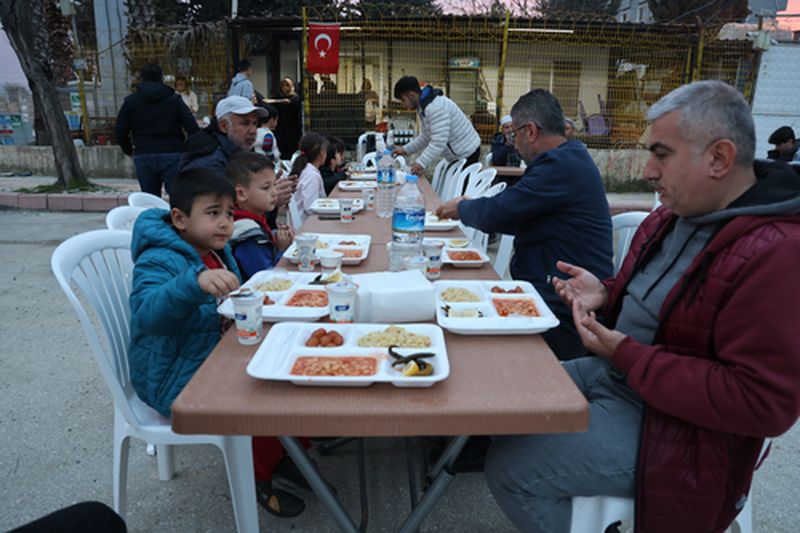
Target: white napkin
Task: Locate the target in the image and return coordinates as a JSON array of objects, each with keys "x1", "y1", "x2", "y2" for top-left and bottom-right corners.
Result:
[{"x1": 350, "y1": 270, "x2": 435, "y2": 323}]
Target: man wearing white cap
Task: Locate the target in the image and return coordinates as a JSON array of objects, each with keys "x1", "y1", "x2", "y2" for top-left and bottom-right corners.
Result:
[
  {"x1": 490, "y1": 114, "x2": 521, "y2": 167},
  {"x1": 180, "y1": 95, "x2": 267, "y2": 174}
]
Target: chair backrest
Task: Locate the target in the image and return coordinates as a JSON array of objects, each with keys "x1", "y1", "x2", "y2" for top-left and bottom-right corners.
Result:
[
  {"x1": 128, "y1": 192, "x2": 169, "y2": 210},
  {"x1": 431, "y1": 159, "x2": 449, "y2": 195},
  {"x1": 492, "y1": 234, "x2": 515, "y2": 278},
  {"x1": 106, "y1": 205, "x2": 146, "y2": 231},
  {"x1": 356, "y1": 132, "x2": 383, "y2": 162},
  {"x1": 442, "y1": 160, "x2": 477, "y2": 202},
  {"x1": 464, "y1": 167, "x2": 497, "y2": 198},
  {"x1": 362, "y1": 151, "x2": 378, "y2": 168},
  {"x1": 483, "y1": 151, "x2": 492, "y2": 166},
  {"x1": 394, "y1": 155, "x2": 407, "y2": 170},
  {"x1": 481, "y1": 181, "x2": 507, "y2": 198},
  {"x1": 51, "y1": 230, "x2": 138, "y2": 424},
  {"x1": 612, "y1": 211, "x2": 649, "y2": 275},
  {"x1": 288, "y1": 197, "x2": 304, "y2": 232}
]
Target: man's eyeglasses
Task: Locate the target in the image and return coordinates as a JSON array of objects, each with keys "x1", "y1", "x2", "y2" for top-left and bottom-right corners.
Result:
[{"x1": 509, "y1": 122, "x2": 537, "y2": 142}]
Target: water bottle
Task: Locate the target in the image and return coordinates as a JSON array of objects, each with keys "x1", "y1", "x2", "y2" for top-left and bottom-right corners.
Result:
[
  {"x1": 391, "y1": 174, "x2": 426, "y2": 253},
  {"x1": 376, "y1": 149, "x2": 396, "y2": 218}
]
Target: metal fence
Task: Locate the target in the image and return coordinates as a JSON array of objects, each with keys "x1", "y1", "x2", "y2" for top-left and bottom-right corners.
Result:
[{"x1": 229, "y1": 5, "x2": 757, "y2": 149}]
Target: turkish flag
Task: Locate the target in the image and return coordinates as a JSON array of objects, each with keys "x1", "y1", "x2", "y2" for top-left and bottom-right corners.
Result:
[{"x1": 307, "y1": 23, "x2": 340, "y2": 74}]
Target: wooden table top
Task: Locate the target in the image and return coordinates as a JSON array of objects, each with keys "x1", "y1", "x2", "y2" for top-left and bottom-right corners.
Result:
[{"x1": 171, "y1": 176, "x2": 588, "y2": 437}]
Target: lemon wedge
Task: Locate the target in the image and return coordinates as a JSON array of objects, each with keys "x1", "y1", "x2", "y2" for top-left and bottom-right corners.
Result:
[
  {"x1": 322, "y1": 270, "x2": 342, "y2": 284},
  {"x1": 402, "y1": 360, "x2": 434, "y2": 377},
  {"x1": 449, "y1": 239, "x2": 468, "y2": 248}
]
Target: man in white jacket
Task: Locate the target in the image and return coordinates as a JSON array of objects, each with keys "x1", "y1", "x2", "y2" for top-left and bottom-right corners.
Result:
[{"x1": 392, "y1": 76, "x2": 481, "y2": 176}]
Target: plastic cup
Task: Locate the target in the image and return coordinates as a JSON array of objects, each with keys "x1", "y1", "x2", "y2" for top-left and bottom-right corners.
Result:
[
  {"x1": 339, "y1": 198, "x2": 354, "y2": 223},
  {"x1": 404, "y1": 255, "x2": 428, "y2": 273},
  {"x1": 318, "y1": 250, "x2": 343, "y2": 275},
  {"x1": 295, "y1": 233, "x2": 318, "y2": 272},
  {"x1": 326, "y1": 280, "x2": 358, "y2": 323},
  {"x1": 361, "y1": 188, "x2": 375, "y2": 211},
  {"x1": 229, "y1": 288, "x2": 263, "y2": 345},
  {"x1": 387, "y1": 241, "x2": 421, "y2": 272},
  {"x1": 422, "y1": 239, "x2": 445, "y2": 280}
]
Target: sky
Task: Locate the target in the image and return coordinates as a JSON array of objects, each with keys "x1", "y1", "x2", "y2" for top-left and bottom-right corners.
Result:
[{"x1": 0, "y1": 29, "x2": 26, "y2": 89}]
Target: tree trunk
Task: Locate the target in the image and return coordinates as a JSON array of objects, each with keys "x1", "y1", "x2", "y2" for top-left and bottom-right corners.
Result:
[{"x1": 0, "y1": 0, "x2": 86, "y2": 188}]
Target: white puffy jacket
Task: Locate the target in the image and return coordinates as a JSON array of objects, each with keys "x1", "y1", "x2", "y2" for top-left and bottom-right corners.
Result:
[{"x1": 403, "y1": 89, "x2": 480, "y2": 170}]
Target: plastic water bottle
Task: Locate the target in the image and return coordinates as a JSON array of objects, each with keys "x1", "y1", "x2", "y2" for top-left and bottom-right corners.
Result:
[
  {"x1": 376, "y1": 149, "x2": 396, "y2": 218},
  {"x1": 391, "y1": 175, "x2": 426, "y2": 252}
]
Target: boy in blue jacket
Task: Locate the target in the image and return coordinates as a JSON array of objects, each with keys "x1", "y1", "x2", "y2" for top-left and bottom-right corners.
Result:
[
  {"x1": 226, "y1": 151, "x2": 294, "y2": 280},
  {"x1": 128, "y1": 169, "x2": 308, "y2": 517}
]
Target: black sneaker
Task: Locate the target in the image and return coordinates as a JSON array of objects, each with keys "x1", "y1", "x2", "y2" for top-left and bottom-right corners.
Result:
[{"x1": 256, "y1": 481, "x2": 305, "y2": 518}]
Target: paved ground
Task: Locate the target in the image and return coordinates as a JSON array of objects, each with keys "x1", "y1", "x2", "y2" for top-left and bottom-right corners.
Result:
[{"x1": 0, "y1": 209, "x2": 797, "y2": 532}]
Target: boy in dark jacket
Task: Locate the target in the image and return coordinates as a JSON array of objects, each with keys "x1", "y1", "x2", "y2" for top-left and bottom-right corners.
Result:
[
  {"x1": 226, "y1": 151, "x2": 294, "y2": 279},
  {"x1": 115, "y1": 63, "x2": 198, "y2": 196}
]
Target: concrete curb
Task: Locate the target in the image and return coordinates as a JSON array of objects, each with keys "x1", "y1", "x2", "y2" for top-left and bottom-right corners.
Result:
[{"x1": 0, "y1": 191, "x2": 129, "y2": 211}]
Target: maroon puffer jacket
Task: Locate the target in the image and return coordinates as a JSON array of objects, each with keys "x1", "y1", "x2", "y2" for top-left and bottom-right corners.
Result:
[{"x1": 604, "y1": 207, "x2": 800, "y2": 532}]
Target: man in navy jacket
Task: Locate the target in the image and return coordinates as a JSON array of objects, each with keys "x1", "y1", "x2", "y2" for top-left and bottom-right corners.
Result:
[
  {"x1": 436, "y1": 89, "x2": 612, "y2": 359},
  {"x1": 115, "y1": 63, "x2": 198, "y2": 196}
]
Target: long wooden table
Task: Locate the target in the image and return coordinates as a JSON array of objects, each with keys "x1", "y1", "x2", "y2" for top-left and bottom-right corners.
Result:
[{"x1": 171, "y1": 177, "x2": 588, "y2": 532}]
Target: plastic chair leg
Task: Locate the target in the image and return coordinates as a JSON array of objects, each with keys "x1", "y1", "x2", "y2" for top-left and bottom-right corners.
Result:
[
  {"x1": 146, "y1": 443, "x2": 156, "y2": 456},
  {"x1": 729, "y1": 495, "x2": 752, "y2": 533},
  {"x1": 156, "y1": 444, "x2": 175, "y2": 481},
  {"x1": 219, "y1": 436, "x2": 259, "y2": 533},
  {"x1": 113, "y1": 431, "x2": 130, "y2": 519}
]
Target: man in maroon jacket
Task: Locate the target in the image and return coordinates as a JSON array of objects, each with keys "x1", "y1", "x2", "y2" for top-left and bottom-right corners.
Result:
[{"x1": 485, "y1": 80, "x2": 800, "y2": 532}]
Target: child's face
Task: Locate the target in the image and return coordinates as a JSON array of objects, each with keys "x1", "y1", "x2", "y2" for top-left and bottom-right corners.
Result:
[
  {"x1": 171, "y1": 193, "x2": 235, "y2": 257},
  {"x1": 237, "y1": 168, "x2": 278, "y2": 215},
  {"x1": 267, "y1": 117, "x2": 278, "y2": 130},
  {"x1": 334, "y1": 150, "x2": 345, "y2": 167}
]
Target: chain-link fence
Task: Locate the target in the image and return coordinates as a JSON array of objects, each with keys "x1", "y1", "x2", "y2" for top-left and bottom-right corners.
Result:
[{"x1": 227, "y1": 5, "x2": 756, "y2": 151}]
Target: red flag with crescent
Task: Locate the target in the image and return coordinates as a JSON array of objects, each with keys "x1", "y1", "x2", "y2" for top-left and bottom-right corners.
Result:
[{"x1": 307, "y1": 23, "x2": 340, "y2": 74}]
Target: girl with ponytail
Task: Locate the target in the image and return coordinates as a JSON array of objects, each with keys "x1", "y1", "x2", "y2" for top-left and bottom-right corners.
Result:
[{"x1": 289, "y1": 132, "x2": 329, "y2": 226}]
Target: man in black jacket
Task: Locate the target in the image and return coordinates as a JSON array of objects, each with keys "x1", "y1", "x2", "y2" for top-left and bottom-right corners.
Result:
[{"x1": 115, "y1": 63, "x2": 199, "y2": 196}]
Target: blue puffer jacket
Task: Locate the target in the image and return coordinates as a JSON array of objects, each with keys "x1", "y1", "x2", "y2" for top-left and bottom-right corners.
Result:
[{"x1": 128, "y1": 208, "x2": 241, "y2": 417}]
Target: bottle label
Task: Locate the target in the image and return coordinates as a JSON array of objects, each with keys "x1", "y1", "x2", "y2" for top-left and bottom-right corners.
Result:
[{"x1": 392, "y1": 209, "x2": 425, "y2": 233}]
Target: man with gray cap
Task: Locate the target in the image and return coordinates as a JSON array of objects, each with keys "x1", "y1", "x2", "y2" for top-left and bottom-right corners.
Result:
[
  {"x1": 180, "y1": 95, "x2": 266, "y2": 173},
  {"x1": 767, "y1": 125, "x2": 800, "y2": 162},
  {"x1": 181, "y1": 95, "x2": 297, "y2": 220}
]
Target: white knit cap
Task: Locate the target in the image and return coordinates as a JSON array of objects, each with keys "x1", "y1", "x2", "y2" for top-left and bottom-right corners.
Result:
[{"x1": 500, "y1": 114, "x2": 513, "y2": 125}]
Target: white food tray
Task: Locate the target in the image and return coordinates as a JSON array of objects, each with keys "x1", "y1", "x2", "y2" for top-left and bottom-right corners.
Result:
[
  {"x1": 434, "y1": 280, "x2": 559, "y2": 335},
  {"x1": 217, "y1": 271, "x2": 329, "y2": 322},
  {"x1": 283, "y1": 233, "x2": 372, "y2": 265},
  {"x1": 246, "y1": 322, "x2": 450, "y2": 387},
  {"x1": 349, "y1": 170, "x2": 378, "y2": 181},
  {"x1": 310, "y1": 198, "x2": 365, "y2": 214},
  {"x1": 424, "y1": 211, "x2": 460, "y2": 231},
  {"x1": 441, "y1": 247, "x2": 490, "y2": 268},
  {"x1": 338, "y1": 180, "x2": 377, "y2": 191}
]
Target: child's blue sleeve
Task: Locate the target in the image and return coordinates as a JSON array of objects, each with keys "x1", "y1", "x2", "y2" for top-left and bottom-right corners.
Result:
[{"x1": 233, "y1": 238, "x2": 280, "y2": 281}]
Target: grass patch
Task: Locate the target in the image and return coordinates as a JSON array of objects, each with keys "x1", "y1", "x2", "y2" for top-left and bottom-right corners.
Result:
[
  {"x1": 15, "y1": 180, "x2": 113, "y2": 194},
  {"x1": 604, "y1": 179, "x2": 653, "y2": 193}
]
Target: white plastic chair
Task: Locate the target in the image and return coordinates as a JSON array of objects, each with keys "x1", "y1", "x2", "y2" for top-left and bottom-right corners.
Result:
[
  {"x1": 492, "y1": 234, "x2": 515, "y2": 278},
  {"x1": 431, "y1": 159, "x2": 449, "y2": 195},
  {"x1": 356, "y1": 131, "x2": 384, "y2": 163},
  {"x1": 127, "y1": 191, "x2": 169, "y2": 210},
  {"x1": 481, "y1": 181, "x2": 507, "y2": 198},
  {"x1": 51, "y1": 230, "x2": 258, "y2": 533},
  {"x1": 611, "y1": 211, "x2": 649, "y2": 275},
  {"x1": 394, "y1": 155, "x2": 407, "y2": 170},
  {"x1": 483, "y1": 151, "x2": 492, "y2": 166},
  {"x1": 288, "y1": 196, "x2": 304, "y2": 232},
  {"x1": 569, "y1": 439, "x2": 770, "y2": 533},
  {"x1": 441, "y1": 160, "x2": 475, "y2": 202},
  {"x1": 464, "y1": 167, "x2": 497, "y2": 198},
  {"x1": 105, "y1": 205, "x2": 146, "y2": 231},
  {"x1": 362, "y1": 151, "x2": 378, "y2": 168}
]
